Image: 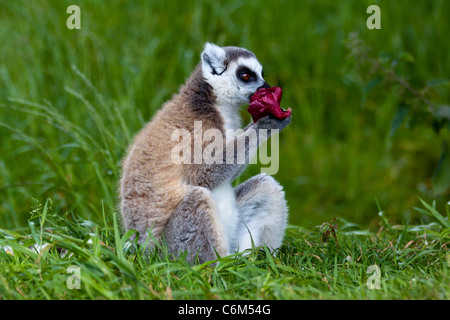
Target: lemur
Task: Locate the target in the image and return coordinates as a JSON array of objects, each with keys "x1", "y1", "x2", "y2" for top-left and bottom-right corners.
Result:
[{"x1": 119, "y1": 43, "x2": 291, "y2": 263}]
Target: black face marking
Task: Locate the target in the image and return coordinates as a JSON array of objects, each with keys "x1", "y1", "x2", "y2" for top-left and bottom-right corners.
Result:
[
  {"x1": 236, "y1": 66, "x2": 257, "y2": 83},
  {"x1": 257, "y1": 82, "x2": 271, "y2": 91}
]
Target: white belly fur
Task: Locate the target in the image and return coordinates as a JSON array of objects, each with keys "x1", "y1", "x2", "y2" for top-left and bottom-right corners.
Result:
[{"x1": 211, "y1": 182, "x2": 239, "y2": 254}]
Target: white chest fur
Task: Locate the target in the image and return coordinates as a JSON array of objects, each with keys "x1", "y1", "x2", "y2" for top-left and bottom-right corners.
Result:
[{"x1": 211, "y1": 182, "x2": 239, "y2": 254}]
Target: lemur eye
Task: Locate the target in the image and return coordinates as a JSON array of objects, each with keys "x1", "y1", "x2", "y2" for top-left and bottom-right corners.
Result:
[
  {"x1": 237, "y1": 67, "x2": 256, "y2": 82},
  {"x1": 241, "y1": 73, "x2": 250, "y2": 81}
]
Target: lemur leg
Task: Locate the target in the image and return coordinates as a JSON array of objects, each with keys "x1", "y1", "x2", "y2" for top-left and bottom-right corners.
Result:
[
  {"x1": 233, "y1": 173, "x2": 288, "y2": 253},
  {"x1": 162, "y1": 186, "x2": 228, "y2": 264}
]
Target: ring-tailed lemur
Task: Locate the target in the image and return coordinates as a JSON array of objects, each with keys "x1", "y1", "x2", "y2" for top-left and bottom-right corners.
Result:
[{"x1": 119, "y1": 43, "x2": 291, "y2": 263}]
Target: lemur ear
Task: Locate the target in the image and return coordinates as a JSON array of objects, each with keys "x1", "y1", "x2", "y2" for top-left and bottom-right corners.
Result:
[{"x1": 201, "y1": 43, "x2": 227, "y2": 75}]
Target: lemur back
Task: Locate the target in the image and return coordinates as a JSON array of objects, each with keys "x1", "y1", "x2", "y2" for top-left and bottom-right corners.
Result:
[{"x1": 120, "y1": 66, "x2": 221, "y2": 241}]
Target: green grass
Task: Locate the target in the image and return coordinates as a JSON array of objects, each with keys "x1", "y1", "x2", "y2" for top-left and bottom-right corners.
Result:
[
  {"x1": 0, "y1": 0, "x2": 449, "y2": 300},
  {"x1": 0, "y1": 198, "x2": 448, "y2": 299}
]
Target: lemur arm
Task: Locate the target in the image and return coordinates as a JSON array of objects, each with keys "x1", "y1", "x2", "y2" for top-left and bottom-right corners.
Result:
[
  {"x1": 185, "y1": 116, "x2": 291, "y2": 189},
  {"x1": 228, "y1": 121, "x2": 260, "y2": 182}
]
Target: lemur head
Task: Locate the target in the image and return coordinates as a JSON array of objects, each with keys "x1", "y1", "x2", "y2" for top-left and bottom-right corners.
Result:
[{"x1": 200, "y1": 43, "x2": 270, "y2": 108}]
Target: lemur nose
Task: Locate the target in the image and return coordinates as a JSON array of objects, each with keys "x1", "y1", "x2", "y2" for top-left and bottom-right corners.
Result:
[{"x1": 257, "y1": 82, "x2": 271, "y2": 90}]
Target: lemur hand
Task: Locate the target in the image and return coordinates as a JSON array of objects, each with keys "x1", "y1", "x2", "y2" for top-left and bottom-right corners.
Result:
[{"x1": 254, "y1": 115, "x2": 291, "y2": 133}]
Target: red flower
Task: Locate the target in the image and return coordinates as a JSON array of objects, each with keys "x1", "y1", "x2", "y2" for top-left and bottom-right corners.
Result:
[{"x1": 247, "y1": 86, "x2": 292, "y2": 123}]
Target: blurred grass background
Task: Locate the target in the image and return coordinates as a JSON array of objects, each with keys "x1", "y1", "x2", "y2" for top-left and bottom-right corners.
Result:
[{"x1": 0, "y1": 0, "x2": 449, "y2": 230}]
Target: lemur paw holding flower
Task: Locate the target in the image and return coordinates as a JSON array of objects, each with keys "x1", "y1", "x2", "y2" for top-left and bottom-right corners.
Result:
[{"x1": 119, "y1": 43, "x2": 292, "y2": 264}]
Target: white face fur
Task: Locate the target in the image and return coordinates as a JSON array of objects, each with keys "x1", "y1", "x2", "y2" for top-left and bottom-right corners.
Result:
[{"x1": 201, "y1": 43, "x2": 268, "y2": 115}]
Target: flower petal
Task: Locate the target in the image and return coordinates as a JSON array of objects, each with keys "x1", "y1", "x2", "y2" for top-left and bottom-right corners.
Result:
[{"x1": 247, "y1": 86, "x2": 292, "y2": 122}]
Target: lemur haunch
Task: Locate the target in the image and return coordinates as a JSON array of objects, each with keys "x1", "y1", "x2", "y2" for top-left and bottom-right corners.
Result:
[{"x1": 119, "y1": 43, "x2": 291, "y2": 263}]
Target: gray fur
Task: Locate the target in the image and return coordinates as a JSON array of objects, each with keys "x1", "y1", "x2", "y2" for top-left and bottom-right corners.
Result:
[
  {"x1": 234, "y1": 174, "x2": 288, "y2": 252},
  {"x1": 223, "y1": 46, "x2": 256, "y2": 63},
  {"x1": 163, "y1": 187, "x2": 227, "y2": 264}
]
